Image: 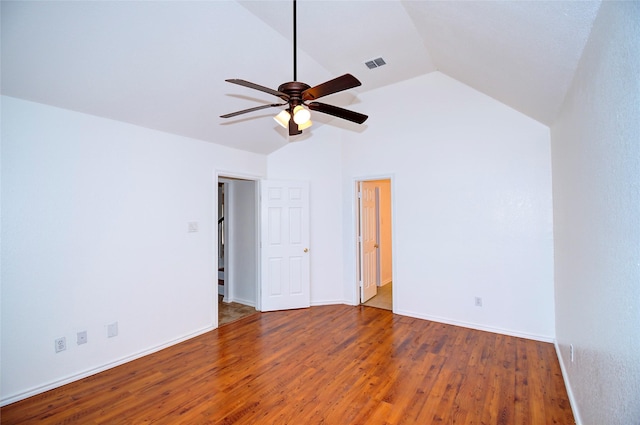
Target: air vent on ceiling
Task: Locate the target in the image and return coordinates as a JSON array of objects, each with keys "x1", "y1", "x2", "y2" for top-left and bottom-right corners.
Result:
[{"x1": 365, "y1": 57, "x2": 386, "y2": 70}]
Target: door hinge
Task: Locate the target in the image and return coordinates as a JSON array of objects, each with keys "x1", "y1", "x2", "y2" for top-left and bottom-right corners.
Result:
[{"x1": 357, "y1": 191, "x2": 362, "y2": 199}]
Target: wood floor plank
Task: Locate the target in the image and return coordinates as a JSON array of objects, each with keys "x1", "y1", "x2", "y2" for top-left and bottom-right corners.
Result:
[{"x1": 1, "y1": 305, "x2": 574, "y2": 424}]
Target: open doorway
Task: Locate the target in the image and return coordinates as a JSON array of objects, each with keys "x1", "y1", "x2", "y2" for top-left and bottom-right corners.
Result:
[
  {"x1": 217, "y1": 176, "x2": 259, "y2": 326},
  {"x1": 356, "y1": 178, "x2": 393, "y2": 311}
]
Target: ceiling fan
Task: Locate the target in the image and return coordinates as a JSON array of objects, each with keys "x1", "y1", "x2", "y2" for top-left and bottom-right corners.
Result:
[{"x1": 220, "y1": 0, "x2": 368, "y2": 136}]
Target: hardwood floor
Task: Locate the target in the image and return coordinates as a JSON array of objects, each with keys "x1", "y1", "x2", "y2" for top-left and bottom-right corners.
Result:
[{"x1": 1, "y1": 305, "x2": 574, "y2": 424}]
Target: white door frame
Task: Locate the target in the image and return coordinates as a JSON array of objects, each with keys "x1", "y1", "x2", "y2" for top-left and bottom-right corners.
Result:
[
  {"x1": 214, "y1": 171, "x2": 262, "y2": 328},
  {"x1": 354, "y1": 175, "x2": 396, "y2": 310}
]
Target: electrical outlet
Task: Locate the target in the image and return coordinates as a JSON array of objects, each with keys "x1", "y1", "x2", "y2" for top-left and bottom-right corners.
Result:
[
  {"x1": 570, "y1": 344, "x2": 574, "y2": 362},
  {"x1": 77, "y1": 331, "x2": 88, "y2": 345},
  {"x1": 474, "y1": 297, "x2": 483, "y2": 307},
  {"x1": 55, "y1": 337, "x2": 66, "y2": 353},
  {"x1": 107, "y1": 322, "x2": 118, "y2": 338}
]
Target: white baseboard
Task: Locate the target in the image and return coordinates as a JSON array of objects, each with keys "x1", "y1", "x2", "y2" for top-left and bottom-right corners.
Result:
[
  {"x1": 393, "y1": 308, "x2": 555, "y2": 343},
  {"x1": 0, "y1": 325, "x2": 215, "y2": 407},
  {"x1": 311, "y1": 298, "x2": 352, "y2": 306},
  {"x1": 554, "y1": 341, "x2": 582, "y2": 425},
  {"x1": 226, "y1": 297, "x2": 255, "y2": 308}
]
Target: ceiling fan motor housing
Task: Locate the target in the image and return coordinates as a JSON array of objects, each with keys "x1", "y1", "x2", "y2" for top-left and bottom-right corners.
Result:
[{"x1": 278, "y1": 81, "x2": 311, "y2": 109}]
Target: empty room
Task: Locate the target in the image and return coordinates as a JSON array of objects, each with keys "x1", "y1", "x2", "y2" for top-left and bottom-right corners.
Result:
[{"x1": 1, "y1": 1, "x2": 638, "y2": 424}]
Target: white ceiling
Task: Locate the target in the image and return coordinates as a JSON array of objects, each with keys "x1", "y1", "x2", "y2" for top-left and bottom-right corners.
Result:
[{"x1": 1, "y1": 1, "x2": 601, "y2": 155}]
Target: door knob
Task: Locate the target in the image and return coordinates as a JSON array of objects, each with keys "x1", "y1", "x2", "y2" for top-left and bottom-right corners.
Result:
[
  {"x1": 304, "y1": 248, "x2": 309, "y2": 253},
  {"x1": 374, "y1": 244, "x2": 379, "y2": 248}
]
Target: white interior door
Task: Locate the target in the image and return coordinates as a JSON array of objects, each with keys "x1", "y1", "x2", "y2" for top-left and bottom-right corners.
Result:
[
  {"x1": 360, "y1": 181, "x2": 378, "y2": 303},
  {"x1": 261, "y1": 180, "x2": 310, "y2": 312}
]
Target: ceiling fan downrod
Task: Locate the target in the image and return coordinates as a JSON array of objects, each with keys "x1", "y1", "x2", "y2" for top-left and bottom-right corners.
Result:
[{"x1": 293, "y1": 0, "x2": 297, "y2": 82}]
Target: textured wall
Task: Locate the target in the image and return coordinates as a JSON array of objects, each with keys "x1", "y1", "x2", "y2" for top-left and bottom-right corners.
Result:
[{"x1": 551, "y1": 2, "x2": 640, "y2": 424}]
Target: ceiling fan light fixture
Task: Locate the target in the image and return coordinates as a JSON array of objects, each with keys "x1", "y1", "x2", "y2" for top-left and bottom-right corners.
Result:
[
  {"x1": 293, "y1": 105, "x2": 311, "y2": 125},
  {"x1": 274, "y1": 110, "x2": 291, "y2": 128},
  {"x1": 298, "y1": 119, "x2": 312, "y2": 130}
]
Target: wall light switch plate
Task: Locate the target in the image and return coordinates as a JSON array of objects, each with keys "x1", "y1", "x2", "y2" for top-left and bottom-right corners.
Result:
[{"x1": 107, "y1": 322, "x2": 118, "y2": 338}]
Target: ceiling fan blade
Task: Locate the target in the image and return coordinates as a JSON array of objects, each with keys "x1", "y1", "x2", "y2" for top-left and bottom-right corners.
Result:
[
  {"x1": 225, "y1": 79, "x2": 290, "y2": 100},
  {"x1": 302, "y1": 74, "x2": 362, "y2": 101},
  {"x1": 307, "y1": 102, "x2": 368, "y2": 124},
  {"x1": 220, "y1": 103, "x2": 286, "y2": 119},
  {"x1": 288, "y1": 117, "x2": 302, "y2": 136}
]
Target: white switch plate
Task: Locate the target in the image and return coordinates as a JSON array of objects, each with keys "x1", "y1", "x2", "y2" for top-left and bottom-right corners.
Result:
[
  {"x1": 107, "y1": 322, "x2": 118, "y2": 338},
  {"x1": 188, "y1": 222, "x2": 198, "y2": 233}
]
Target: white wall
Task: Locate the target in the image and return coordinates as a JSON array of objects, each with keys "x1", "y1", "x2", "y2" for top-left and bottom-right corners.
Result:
[
  {"x1": 551, "y1": 2, "x2": 640, "y2": 424},
  {"x1": 340, "y1": 72, "x2": 555, "y2": 340},
  {"x1": 0, "y1": 96, "x2": 266, "y2": 404},
  {"x1": 227, "y1": 179, "x2": 257, "y2": 306},
  {"x1": 267, "y1": 125, "x2": 346, "y2": 304}
]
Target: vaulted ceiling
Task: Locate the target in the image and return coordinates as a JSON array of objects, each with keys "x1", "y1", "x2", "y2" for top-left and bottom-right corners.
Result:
[{"x1": 1, "y1": 1, "x2": 601, "y2": 154}]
